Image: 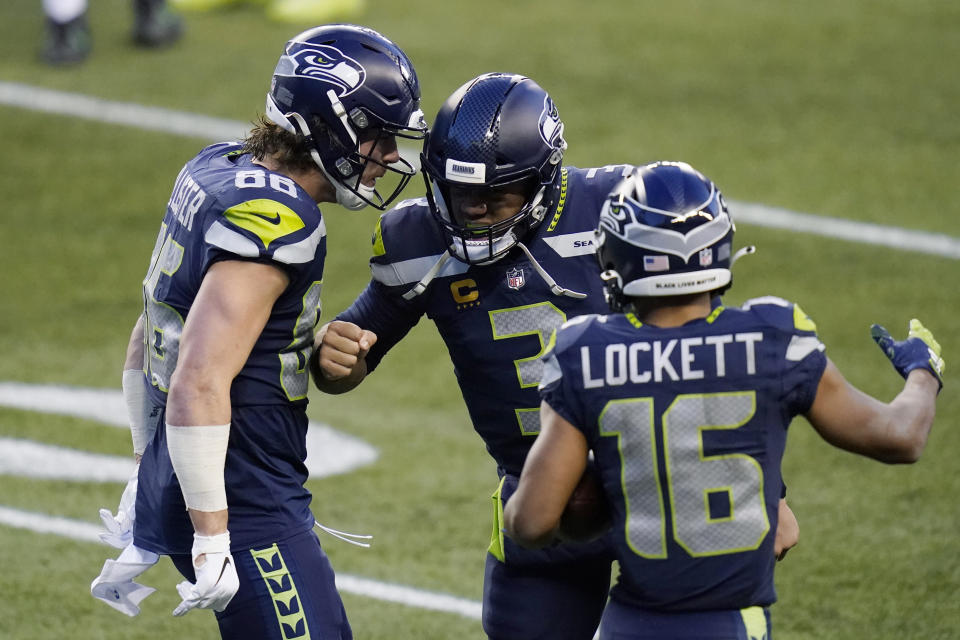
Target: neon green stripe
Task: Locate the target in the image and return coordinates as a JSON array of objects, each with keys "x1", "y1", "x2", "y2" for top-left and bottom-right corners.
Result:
[
  {"x1": 792, "y1": 303, "x2": 817, "y2": 331},
  {"x1": 372, "y1": 216, "x2": 386, "y2": 257},
  {"x1": 545, "y1": 169, "x2": 569, "y2": 232},
  {"x1": 740, "y1": 606, "x2": 768, "y2": 640},
  {"x1": 706, "y1": 305, "x2": 725, "y2": 324},
  {"x1": 543, "y1": 326, "x2": 557, "y2": 356},
  {"x1": 224, "y1": 199, "x2": 305, "y2": 250},
  {"x1": 487, "y1": 477, "x2": 507, "y2": 562},
  {"x1": 250, "y1": 543, "x2": 310, "y2": 638}
]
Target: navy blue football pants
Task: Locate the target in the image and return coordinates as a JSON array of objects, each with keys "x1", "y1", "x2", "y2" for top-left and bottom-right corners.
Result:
[
  {"x1": 483, "y1": 549, "x2": 611, "y2": 640},
  {"x1": 599, "y1": 597, "x2": 772, "y2": 640},
  {"x1": 171, "y1": 529, "x2": 351, "y2": 640}
]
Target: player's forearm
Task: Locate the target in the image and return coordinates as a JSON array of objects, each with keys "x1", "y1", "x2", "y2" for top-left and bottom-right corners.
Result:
[
  {"x1": 168, "y1": 421, "x2": 231, "y2": 538},
  {"x1": 504, "y1": 498, "x2": 559, "y2": 549},
  {"x1": 166, "y1": 370, "x2": 233, "y2": 530},
  {"x1": 188, "y1": 508, "x2": 229, "y2": 536},
  {"x1": 122, "y1": 317, "x2": 151, "y2": 461},
  {"x1": 872, "y1": 369, "x2": 939, "y2": 463},
  {"x1": 167, "y1": 368, "x2": 233, "y2": 425},
  {"x1": 124, "y1": 315, "x2": 145, "y2": 371}
]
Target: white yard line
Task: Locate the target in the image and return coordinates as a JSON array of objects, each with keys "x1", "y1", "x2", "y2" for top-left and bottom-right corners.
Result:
[
  {"x1": 1, "y1": 80, "x2": 957, "y2": 259},
  {"x1": 0, "y1": 382, "x2": 378, "y2": 479},
  {"x1": 730, "y1": 201, "x2": 959, "y2": 260},
  {"x1": 0, "y1": 505, "x2": 483, "y2": 620},
  {"x1": 0, "y1": 381, "x2": 474, "y2": 618},
  {"x1": 0, "y1": 81, "x2": 250, "y2": 141}
]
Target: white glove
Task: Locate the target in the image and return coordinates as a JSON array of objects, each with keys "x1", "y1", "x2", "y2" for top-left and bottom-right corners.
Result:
[
  {"x1": 90, "y1": 542, "x2": 160, "y2": 616},
  {"x1": 98, "y1": 464, "x2": 140, "y2": 549},
  {"x1": 172, "y1": 532, "x2": 239, "y2": 616}
]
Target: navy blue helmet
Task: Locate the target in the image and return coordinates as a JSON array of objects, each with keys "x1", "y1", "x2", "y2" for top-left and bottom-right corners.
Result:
[
  {"x1": 421, "y1": 72, "x2": 567, "y2": 264},
  {"x1": 266, "y1": 24, "x2": 427, "y2": 210},
  {"x1": 595, "y1": 161, "x2": 745, "y2": 310}
]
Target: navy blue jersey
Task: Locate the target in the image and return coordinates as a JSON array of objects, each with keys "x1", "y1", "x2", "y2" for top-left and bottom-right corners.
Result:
[
  {"x1": 135, "y1": 142, "x2": 325, "y2": 553},
  {"x1": 540, "y1": 297, "x2": 827, "y2": 612},
  {"x1": 338, "y1": 165, "x2": 634, "y2": 475},
  {"x1": 141, "y1": 141, "x2": 325, "y2": 408}
]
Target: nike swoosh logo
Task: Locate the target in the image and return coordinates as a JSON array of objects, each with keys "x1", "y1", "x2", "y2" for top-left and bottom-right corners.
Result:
[{"x1": 250, "y1": 211, "x2": 281, "y2": 224}]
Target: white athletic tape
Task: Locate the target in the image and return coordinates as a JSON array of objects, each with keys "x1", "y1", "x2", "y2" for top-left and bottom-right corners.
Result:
[
  {"x1": 167, "y1": 424, "x2": 230, "y2": 512},
  {"x1": 122, "y1": 369, "x2": 151, "y2": 456},
  {"x1": 192, "y1": 531, "x2": 230, "y2": 556}
]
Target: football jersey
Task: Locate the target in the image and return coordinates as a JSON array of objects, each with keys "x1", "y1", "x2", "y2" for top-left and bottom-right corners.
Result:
[
  {"x1": 135, "y1": 142, "x2": 325, "y2": 553},
  {"x1": 141, "y1": 142, "x2": 325, "y2": 408},
  {"x1": 539, "y1": 297, "x2": 828, "y2": 612},
  {"x1": 338, "y1": 165, "x2": 634, "y2": 475}
]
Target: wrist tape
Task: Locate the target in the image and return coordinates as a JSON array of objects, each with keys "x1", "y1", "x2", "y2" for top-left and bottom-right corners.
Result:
[
  {"x1": 192, "y1": 531, "x2": 231, "y2": 557},
  {"x1": 122, "y1": 369, "x2": 152, "y2": 456},
  {"x1": 167, "y1": 423, "x2": 230, "y2": 512}
]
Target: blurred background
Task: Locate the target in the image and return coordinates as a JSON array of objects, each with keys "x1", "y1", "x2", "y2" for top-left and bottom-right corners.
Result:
[{"x1": 0, "y1": 0, "x2": 957, "y2": 638}]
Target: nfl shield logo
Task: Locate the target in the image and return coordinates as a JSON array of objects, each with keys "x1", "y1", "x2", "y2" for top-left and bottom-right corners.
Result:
[
  {"x1": 699, "y1": 248, "x2": 713, "y2": 267},
  {"x1": 506, "y1": 267, "x2": 525, "y2": 290}
]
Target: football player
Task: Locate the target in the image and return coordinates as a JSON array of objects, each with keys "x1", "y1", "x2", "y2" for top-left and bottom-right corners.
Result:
[
  {"x1": 504, "y1": 161, "x2": 945, "y2": 639},
  {"x1": 312, "y1": 74, "x2": 797, "y2": 639},
  {"x1": 90, "y1": 24, "x2": 426, "y2": 639}
]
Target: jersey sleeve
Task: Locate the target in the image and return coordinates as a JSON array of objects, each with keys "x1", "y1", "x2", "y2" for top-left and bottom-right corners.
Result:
[
  {"x1": 365, "y1": 199, "x2": 456, "y2": 296},
  {"x1": 743, "y1": 296, "x2": 828, "y2": 414},
  {"x1": 333, "y1": 201, "x2": 436, "y2": 373},
  {"x1": 335, "y1": 279, "x2": 424, "y2": 373},
  {"x1": 203, "y1": 193, "x2": 326, "y2": 280}
]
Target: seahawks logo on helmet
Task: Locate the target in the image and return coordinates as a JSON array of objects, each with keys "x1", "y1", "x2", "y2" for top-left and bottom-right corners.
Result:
[
  {"x1": 281, "y1": 44, "x2": 366, "y2": 96},
  {"x1": 538, "y1": 95, "x2": 563, "y2": 148},
  {"x1": 598, "y1": 196, "x2": 636, "y2": 236}
]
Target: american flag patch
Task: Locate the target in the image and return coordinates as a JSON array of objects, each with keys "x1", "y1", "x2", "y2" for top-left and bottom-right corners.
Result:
[{"x1": 644, "y1": 255, "x2": 669, "y2": 272}]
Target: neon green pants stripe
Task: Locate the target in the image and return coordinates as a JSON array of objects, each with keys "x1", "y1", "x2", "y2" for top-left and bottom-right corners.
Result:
[{"x1": 250, "y1": 543, "x2": 311, "y2": 639}]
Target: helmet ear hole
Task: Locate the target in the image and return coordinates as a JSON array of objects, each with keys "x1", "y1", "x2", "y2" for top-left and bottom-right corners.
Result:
[{"x1": 600, "y1": 270, "x2": 626, "y2": 312}]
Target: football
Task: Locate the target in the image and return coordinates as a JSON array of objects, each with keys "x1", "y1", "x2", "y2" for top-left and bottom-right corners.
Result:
[{"x1": 558, "y1": 464, "x2": 611, "y2": 543}]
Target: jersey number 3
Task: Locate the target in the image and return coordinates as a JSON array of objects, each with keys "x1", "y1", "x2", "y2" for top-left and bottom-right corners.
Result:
[{"x1": 489, "y1": 302, "x2": 566, "y2": 436}]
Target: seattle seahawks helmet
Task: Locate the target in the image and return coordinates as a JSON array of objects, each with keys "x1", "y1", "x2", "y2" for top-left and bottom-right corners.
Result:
[
  {"x1": 595, "y1": 161, "x2": 746, "y2": 310},
  {"x1": 266, "y1": 24, "x2": 427, "y2": 210},
  {"x1": 421, "y1": 72, "x2": 567, "y2": 264}
]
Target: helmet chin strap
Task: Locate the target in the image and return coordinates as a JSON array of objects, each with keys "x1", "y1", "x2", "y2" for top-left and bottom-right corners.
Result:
[
  {"x1": 312, "y1": 150, "x2": 372, "y2": 211},
  {"x1": 515, "y1": 242, "x2": 587, "y2": 299}
]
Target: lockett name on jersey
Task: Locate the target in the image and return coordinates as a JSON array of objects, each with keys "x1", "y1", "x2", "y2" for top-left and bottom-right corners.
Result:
[{"x1": 580, "y1": 331, "x2": 764, "y2": 387}]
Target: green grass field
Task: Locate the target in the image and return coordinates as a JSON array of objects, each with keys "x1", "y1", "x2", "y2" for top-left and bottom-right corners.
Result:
[{"x1": 1, "y1": 0, "x2": 958, "y2": 638}]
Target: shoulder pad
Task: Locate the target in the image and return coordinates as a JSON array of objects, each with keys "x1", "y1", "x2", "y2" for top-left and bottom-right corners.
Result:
[
  {"x1": 553, "y1": 313, "x2": 604, "y2": 354},
  {"x1": 369, "y1": 199, "x2": 467, "y2": 288},
  {"x1": 371, "y1": 197, "x2": 432, "y2": 258},
  {"x1": 541, "y1": 166, "x2": 637, "y2": 240},
  {"x1": 211, "y1": 141, "x2": 243, "y2": 154},
  {"x1": 740, "y1": 296, "x2": 818, "y2": 334},
  {"x1": 207, "y1": 196, "x2": 325, "y2": 265},
  {"x1": 574, "y1": 164, "x2": 635, "y2": 184}
]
